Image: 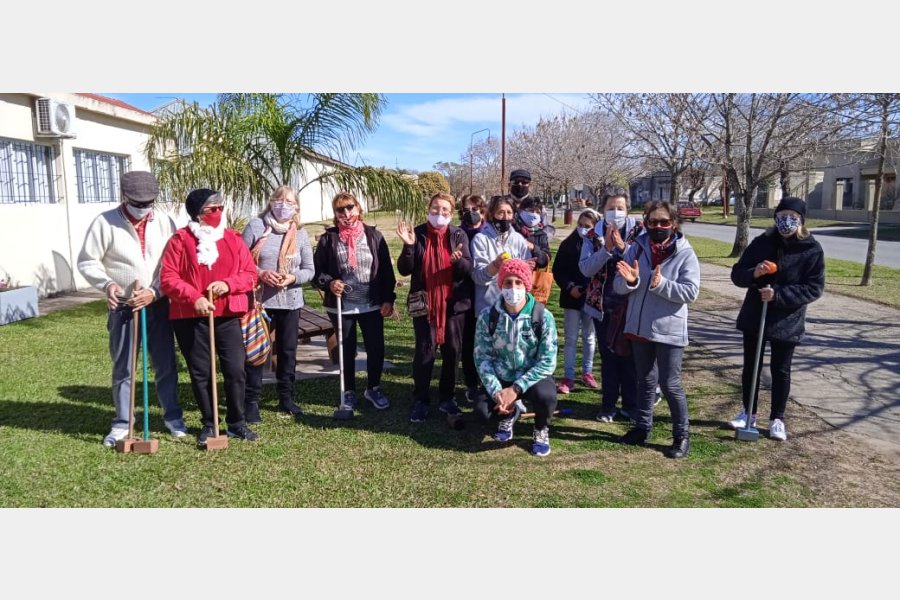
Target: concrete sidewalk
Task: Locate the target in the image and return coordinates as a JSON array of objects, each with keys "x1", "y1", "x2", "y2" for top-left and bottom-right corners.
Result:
[
  {"x1": 38, "y1": 288, "x2": 105, "y2": 316},
  {"x1": 691, "y1": 262, "x2": 900, "y2": 460}
]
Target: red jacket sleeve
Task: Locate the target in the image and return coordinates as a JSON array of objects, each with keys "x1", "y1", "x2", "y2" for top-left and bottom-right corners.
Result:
[{"x1": 160, "y1": 232, "x2": 204, "y2": 304}]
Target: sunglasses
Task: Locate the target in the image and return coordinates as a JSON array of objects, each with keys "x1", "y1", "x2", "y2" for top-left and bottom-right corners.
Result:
[
  {"x1": 201, "y1": 205, "x2": 224, "y2": 214},
  {"x1": 646, "y1": 218, "x2": 673, "y2": 227},
  {"x1": 335, "y1": 205, "x2": 356, "y2": 214},
  {"x1": 126, "y1": 199, "x2": 153, "y2": 209}
]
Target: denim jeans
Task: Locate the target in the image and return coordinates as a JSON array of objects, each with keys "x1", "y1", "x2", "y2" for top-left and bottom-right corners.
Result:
[
  {"x1": 107, "y1": 298, "x2": 182, "y2": 429},
  {"x1": 562, "y1": 308, "x2": 595, "y2": 380}
]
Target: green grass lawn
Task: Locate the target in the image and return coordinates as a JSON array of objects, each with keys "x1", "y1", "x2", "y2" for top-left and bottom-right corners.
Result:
[{"x1": 0, "y1": 220, "x2": 894, "y2": 507}]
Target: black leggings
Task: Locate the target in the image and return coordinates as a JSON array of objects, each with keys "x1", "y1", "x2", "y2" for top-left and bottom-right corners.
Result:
[
  {"x1": 245, "y1": 308, "x2": 300, "y2": 407},
  {"x1": 742, "y1": 334, "x2": 796, "y2": 421},
  {"x1": 412, "y1": 310, "x2": 465, "y2": 403},
  {"x1": 327, "y1": 309, "x2": 385, "y2": 392}
]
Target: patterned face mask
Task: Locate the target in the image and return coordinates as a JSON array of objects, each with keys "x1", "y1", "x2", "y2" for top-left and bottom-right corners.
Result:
[{"x1": 775, "y1": 214, "x2": 801, "y2": 236}]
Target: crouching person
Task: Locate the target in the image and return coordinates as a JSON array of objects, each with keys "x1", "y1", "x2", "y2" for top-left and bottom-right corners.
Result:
[{"x1": 473, "y1": 259, "x2": 558, "y2": 456}]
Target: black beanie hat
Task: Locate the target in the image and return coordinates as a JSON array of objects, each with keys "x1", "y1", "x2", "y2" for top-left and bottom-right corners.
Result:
[
  {"x1": 774, "y1": 196, "x2": 807, "y2": 222},
  {"x1": 185, "y1": 189, "x2": 220, "y2": 221}
]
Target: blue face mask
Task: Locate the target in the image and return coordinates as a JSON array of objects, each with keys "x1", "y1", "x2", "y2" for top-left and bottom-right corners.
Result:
[
  {"x1": 775, "y1": 214, "x2": 801, "y2": 237},
  {"x1": 519, "y1": 212, "x2": 541, "y2": 227}
]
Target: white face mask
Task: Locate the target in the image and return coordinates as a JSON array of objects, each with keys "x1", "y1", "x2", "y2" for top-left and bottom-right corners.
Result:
[
  {"x1": 427, "y1": 214, "x2": 452, "y2": 228},
  {"x1": 577, "y1": 226, "x2": 591, "y2": 238},
  {"x1": 520, "y1": 212, "x2": 541, "y2": 227},
  {"x1": 605, "y1": 209, "x2": 626, "y2": 229},
  {"x1": 125, "y1": 203, "x2": 152, "y2": 220},
  {"x1": 500, "y1": 287, "x2": 527, "y2": 306}
]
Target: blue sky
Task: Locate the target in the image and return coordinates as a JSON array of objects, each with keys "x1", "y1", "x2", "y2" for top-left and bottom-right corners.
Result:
[{"x1": 101, "y1": 93, "x2": 594, "y2": 173}]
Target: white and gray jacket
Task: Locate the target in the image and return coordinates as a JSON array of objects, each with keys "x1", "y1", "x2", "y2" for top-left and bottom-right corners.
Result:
[
  {"x1": 612, "y1": 232, "x2": 700, "y2": 347},
  {"x1": 470, "y1": 222, "x2": 532, "y2": 315}
]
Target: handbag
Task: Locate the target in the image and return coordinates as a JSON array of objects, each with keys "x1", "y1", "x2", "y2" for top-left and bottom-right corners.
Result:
[
  {"x1": 241, "y1": 298, "x2": 272, "y2": 366},
  {"x1": 241, "y1": 229, "x2": 273, "y2": 366},
  {"x1": 406, "y1": 289, "x2": 429, "y2": 318},
  {"x1": 531, "y1": 264, "x2": 554, "y2": 304}
]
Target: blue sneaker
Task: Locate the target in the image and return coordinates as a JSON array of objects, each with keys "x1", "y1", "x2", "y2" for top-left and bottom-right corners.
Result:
[
  {"x1": 409, "y1": 400, "x2": 429, "y2": 423},
  {"x1": 532, "y1": 427, "x2": 551, "y2": 457},
  {"x1": 365, "y1": 386, "x2": 390, "y2": 410},
  {"x1": 438, "y1": 399, "x2": 462, "y2": 417},
  {"x1": 493, "y1": 403, "x2": 521, "y2": 442}
]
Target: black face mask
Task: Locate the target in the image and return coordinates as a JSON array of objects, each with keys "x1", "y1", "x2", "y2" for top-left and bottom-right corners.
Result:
[
  {"x1": 461, "y1": 209, "x2": 482, "y2": 226},
  {"x1": 510, "y1": 184, "x2": 529, "y2": 199},
  {"x1": 647, "y1": 226, "x2": 673, "y2": 243},
  {"x1": 492, "y1": 218, "x2": 512, "y2": 233}
]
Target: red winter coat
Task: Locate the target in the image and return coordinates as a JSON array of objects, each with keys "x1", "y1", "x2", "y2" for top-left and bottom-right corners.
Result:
[{"x1": 160, "y1": 227, "x2": 258, "y2": 320}]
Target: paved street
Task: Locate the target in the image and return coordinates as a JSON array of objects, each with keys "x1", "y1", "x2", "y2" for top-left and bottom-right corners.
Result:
[{"x1": 683, "y1": 222, "x2": 900, "y2": 268}]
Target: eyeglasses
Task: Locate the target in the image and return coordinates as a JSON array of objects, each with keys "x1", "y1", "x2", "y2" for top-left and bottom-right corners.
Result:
[
  {"x1": 646, "y1": 218, "x2": 673, "y2": 227},
  {"x1": 335, "y1": 205, "x2": 356, "y2": 214},
  {"x1": 201, "y1": 205, "x2": 224, "y2": 214}
]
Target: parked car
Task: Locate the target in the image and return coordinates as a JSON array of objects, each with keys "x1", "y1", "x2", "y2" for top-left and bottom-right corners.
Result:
[{"x1": 677, "y1": 201, "x2": 703, "y2": 222}]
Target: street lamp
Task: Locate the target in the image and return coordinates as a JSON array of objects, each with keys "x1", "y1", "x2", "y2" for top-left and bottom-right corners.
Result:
[{"x1": 470, "y1": 128, "x2": 490, "y2": 195}]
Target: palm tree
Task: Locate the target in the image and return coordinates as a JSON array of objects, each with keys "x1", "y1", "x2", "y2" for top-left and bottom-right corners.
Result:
[{"x1": 145, "y1": 93, "x2": 425, "y2": 220}]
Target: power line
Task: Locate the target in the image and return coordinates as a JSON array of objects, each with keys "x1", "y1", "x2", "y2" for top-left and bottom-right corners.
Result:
[{"x1": 542, "y1": 93, "x2": 589, "y2": 115}]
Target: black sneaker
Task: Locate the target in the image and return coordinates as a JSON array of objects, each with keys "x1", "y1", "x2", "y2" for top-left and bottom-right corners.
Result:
[
  {"x1": 409, "y1": 400, "x2": 429, "y2": 423},
  {"x1": 664, "y1": 436, "x2": 690, "y2": 459},
  {"x1": 620, "y1": 427, "x2": 651, "y2": 446},
  {"x1": 438, "y1": 399, "x2": 462, "y2": 417},
  {"x1": 197, "y1": 425, "x2": 215, "y2": 448},
  {"x1": 226, "y1": 424, "x2": 259, "y2": 441},
  {"x1": 276, "y1": 399, "x2": 303, "y2": 417}
]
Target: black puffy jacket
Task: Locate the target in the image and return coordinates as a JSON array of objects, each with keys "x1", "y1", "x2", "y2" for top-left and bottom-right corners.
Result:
[{"x1": 731, "y1": 229, "x2": 825, "y2": 343}]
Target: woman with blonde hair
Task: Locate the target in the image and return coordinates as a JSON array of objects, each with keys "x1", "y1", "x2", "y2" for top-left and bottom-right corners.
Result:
[
  {"x1": 313, "y1": 192, "x2": 396, "y2": 419},
  {"x1": 241, "y1": 184, "x2": 315, "y2": 421}
]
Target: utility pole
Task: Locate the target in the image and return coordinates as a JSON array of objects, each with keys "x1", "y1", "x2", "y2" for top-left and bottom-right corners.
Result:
[{"x1": 500, "y1": 94, "x2": 506, "y2": 196}]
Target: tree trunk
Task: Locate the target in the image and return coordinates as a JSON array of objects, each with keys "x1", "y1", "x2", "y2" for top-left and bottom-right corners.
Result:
[
  {"x1": 730, "y1": 168, "x2": 754, "y2": 257},
  {"x1": 861, "y1": 105, "x2": 889, "y2": 286},
  {"x1": 669, "y1": 171, "x2": 679, "y2": 204},
  {"x1": 779, "y1": 159, "x2": 791, "y2": 197}
]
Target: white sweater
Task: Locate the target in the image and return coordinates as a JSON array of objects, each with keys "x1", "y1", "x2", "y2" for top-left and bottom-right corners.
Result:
[{"x1": 77, "y1": 206, "x2": 176, "y2": 299}]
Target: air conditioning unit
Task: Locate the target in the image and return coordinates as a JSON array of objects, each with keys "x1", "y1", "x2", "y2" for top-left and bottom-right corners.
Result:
[{"x1": 34, "y1": 98, "x2": 76, "y2": 138}]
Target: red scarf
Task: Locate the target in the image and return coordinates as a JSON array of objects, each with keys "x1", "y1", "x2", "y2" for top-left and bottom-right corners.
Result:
[
  {"x1": 423, "y1": 223, "x2": 452, "y2": 344},
  {"x1": 650, "y1": 236, "x2": 676, "y2": 268},
  {"x1": 338, "y1": 219, "x2": 365, "y2": 270}
]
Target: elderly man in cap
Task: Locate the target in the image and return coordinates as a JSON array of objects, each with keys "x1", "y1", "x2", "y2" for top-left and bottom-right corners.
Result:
[
  {"x1": 506, "y1": 168, "x2": 533, "y2": 211},
  {"x1": 78, "y1": 170, "x2": 187, "y2": 447}
]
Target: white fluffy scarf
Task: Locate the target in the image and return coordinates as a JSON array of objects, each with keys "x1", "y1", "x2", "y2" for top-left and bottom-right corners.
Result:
[{"x1": 187, "y1": 219, "x2": 225, "y2": 269}]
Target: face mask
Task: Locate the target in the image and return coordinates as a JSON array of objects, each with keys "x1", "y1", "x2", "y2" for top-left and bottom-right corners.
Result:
[
  {"x1": 270, "y1": 202, "x2": 296, "y2": 222},
  {"x1": 338, "y1": 213, "x2": 358, "y2": 228},
  {"x1": 428, "y1": 214, "x2": 451, "y2": 228},
  {"x1": 493, "y1": 218, "x2": 512, "y2": 233},
  {"x1": 605, "y1": 209, "x2": 626, "y2": 229},
  {"x1": 577, "y1": 226, "x2": 591, "y2": 238},
  {"x1": 500, "y1": 287, "x2": 526, "y2": 306},
  {"x1": 461, "y1": 209, "x2": 482, "y2": 226},
  {"x1": 125, "y1": 203, "x2": 152, "y2": 220},
  {"x1": 519, "y1": 212, "x2": 541, "y2": 227},
  {"x1": 510, "y1": 184, "x2": 529, "y2": 199},
  {"x1": 775, "y1": 214, "x2": 801, "y2": 237},
  {"x1": 200, "y1": 208, "x2": 224, "y2": 228},
  {"x1": 647, "y1": 226, "x2": 673, "y2": 243}
]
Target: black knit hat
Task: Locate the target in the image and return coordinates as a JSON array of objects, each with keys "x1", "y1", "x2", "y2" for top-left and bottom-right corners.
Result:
[
  {"x1": 509, "y1": 169, "x2": 531, "y2": 182},
  {"x1": 774, "y1": 196, "x2": 807, "y2": 222},
  {"x1": 185, "y1": 189, "x2": 221, "y2": 221}
]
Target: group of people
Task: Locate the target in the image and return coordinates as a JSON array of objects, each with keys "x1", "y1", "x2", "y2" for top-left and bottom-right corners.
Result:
[{"x1": 78, "y1": 167, "x2": 824, "y2": 459}]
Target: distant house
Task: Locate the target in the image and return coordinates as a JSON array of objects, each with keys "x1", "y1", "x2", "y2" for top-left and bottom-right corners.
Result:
[{"x1": 0, "y1": 93, "x2": 374, "y2": 297}]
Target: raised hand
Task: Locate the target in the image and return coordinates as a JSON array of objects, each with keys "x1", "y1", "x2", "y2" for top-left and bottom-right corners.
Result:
[
  {"x1": 449, "y1": 243, "x2": 464, "y2": 264},
  {"x1": 649, "y1": 264, "x2": 663, "y2": 289},
  {"x1": 396, "y1": 220, "x2": 415, "y2": 246},
  {"x1": 617, "y1": 259, "x2": 640, "y2": 285}
]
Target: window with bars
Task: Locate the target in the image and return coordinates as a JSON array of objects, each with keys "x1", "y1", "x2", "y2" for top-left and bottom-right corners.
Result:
[
  {"x1": 74, "y1": 149, "x2": 130, "y2": 204},
  {"x1": 0, "y1": 138, "x2": 56, "y2": 204}
]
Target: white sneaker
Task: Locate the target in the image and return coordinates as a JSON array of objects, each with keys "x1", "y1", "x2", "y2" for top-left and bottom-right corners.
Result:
[
  {"x1": 165, "y1": 419, "x2": 188, "y2": 439},
  {"x1": 102, "y1": 426, "x2": 129, "y2": 447},
  {"x1": 728, "y1": 411, "x2": 757, "y2": 430},
  {"x1": 770, "y1": 418, "x2": 787, "y2": 441}
]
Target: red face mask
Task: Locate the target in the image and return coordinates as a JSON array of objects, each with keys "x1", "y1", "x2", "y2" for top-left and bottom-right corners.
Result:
[{"x1": 201, "y1": 209, "x2": 223, "y2": 228}]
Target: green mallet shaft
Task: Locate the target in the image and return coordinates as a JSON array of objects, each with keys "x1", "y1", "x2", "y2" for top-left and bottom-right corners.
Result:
[{"x1": 140, "y1": 306, "x2": 150, "y2": 441}]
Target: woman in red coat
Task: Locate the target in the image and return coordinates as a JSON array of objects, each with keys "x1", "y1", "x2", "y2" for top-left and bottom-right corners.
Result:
[{"x1": 160, "y1": 189, "x2": 259, "y2": 448}]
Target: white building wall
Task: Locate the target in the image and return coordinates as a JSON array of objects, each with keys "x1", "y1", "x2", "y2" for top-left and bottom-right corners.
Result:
[{"x1": 1, "y1": 93, "x2": 155, "y2": 295}]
